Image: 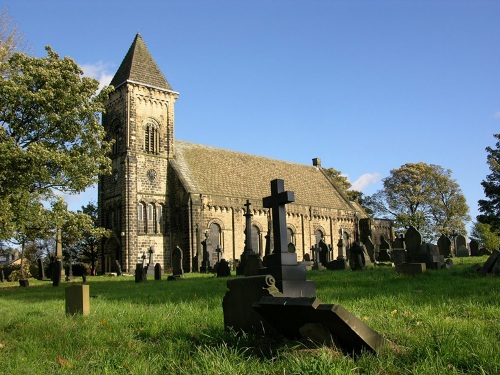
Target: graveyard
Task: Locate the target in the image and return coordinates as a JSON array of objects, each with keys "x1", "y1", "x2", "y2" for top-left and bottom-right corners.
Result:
[{"x1": 0, "y1": 255, "x2": 498, "y2": 374}]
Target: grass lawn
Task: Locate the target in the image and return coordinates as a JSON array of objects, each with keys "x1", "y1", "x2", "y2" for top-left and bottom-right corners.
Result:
[{"x1": 0, "y1": 256, "x2": 498, "y2": 374}]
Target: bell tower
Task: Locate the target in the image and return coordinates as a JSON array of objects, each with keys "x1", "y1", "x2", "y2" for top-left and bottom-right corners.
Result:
[{"x1": 99, "y1": 33, "x2": 179, "y2": 273}]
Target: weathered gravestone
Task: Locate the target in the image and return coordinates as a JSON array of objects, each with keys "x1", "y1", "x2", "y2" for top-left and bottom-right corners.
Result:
[
  {"x1": 312, "y1": 244, "x2": 325, "y2": 270},
  {"x1": 377, "y1": 235, "x2": 392, "y2": 263},
  {"x1": 52, "y1": 259, "x2": 63, "y2": 287},
  {"x1": 154, "y1": 263, "x2": 162, "y2": 280},
  {"x1": 135, "y1": 263, "x2": 146, "y2": 283},
  {"x1": 455, "y1": 235, "x2": 467, "y2": 256},
  {"x1": 326, "y1": 231, "x2": 348, "y2": 270},
  {"x1": 216, "y1": 259, "x2": 231, "y2": 277},
  {"x1": 37, "y1": 258, "x2": 45, "y2": 280},
  {"x1": 456, "y1": 245, "x2": 469, "y2": 257},
  {"x1": 437, "y1": 234, "x2": 452, "y2": 257},
  {"x1": 65, "y1": 284, "x2": 90, "y2": 316},
  {"x1": 469, "y1": 239, "x2": 479, "y2": 257},
  {"x1": 318, "y1": 239, "x2": 330, "y2": 266},
  {"x1": 146, "y1": 247, "x2": 155, "y2": 276},
  {"x1": 405, "y1": 226, "x2": 444, "y2": 269},
  {"x1": 348, "y1": 240, "x2": 367, "y2": 271},
  {"x1": 172, "y1": 246, "x2": 184, "y2": 277},
  {"x1": 364, "y1": 236, "x2": 376, "y2": 263}
]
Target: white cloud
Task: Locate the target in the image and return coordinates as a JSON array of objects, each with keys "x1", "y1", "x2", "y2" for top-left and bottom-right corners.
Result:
[
  {"x1": 351, "y1": 173, "x2": 382, "y2": 192},
  {"x1": 80, "y1": 61, "x2": 114, "y2": 90}
]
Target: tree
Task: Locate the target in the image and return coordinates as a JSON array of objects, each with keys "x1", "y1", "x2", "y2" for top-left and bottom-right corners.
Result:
[
  {"x1": 0, "y1": 7, "x2": 29, "y2": 72},
  {"x1": 477, "y1": 134, "x2": 500, "y2": 232},
  {"x1": 366, "y1": 162, "x2": 470, "y2": 241},
  {"x1": 470, "y1": 222, "x2": 499, "y2": 251},
  {"x1": 0, "y1": 46, "x2": 113, "y2": 240},
  {"x1": 323, "y1": 167, "x2": 372, "y2": 214},
  {"x1": 68, "y1": 203, "x2": 110, "y2": 276}
]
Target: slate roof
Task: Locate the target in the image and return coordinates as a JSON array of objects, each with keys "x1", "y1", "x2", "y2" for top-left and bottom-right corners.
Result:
[
  {"x1": 171, "y1": 140, "x2": 355, "y2": 211},
  {"x1": 110, "y1": 33, "x2": 173, "y2": 91}
]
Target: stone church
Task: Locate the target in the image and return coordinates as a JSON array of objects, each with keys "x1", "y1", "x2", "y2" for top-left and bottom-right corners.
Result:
[{"x1": 98, "y1": 34, "x2": 392, "y2": 274}]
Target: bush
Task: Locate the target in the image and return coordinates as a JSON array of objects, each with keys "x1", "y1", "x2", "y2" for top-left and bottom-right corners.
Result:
[{"x1": 5, "y1": 263, "x2": 32, "y2": 281}]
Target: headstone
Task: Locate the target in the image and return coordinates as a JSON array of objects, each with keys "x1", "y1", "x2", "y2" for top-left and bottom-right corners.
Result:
[
  {"x1": 437, "y1": 234, "x2": 452, "y2": 257},
  {"x1": 52, "y1": 259, "x2": 63, "y2": 287},
  {"x1": 395, "y1": 263, "x2": 426, "y2": 275},
  {"x1": 478, "y1": 250, "x2": 500, "y2": 275},
  {"x1": 135, "y1": 263, "x2": 146, "y2": 282},
  {"x1": 237, "y1": 200, "x2": 263, "y2": 276},
  {"x1": 216, "y1": 259, "x2": 231, "y2": 277},
  {"x1": 405, "y1": 227, "x2": 444, "y2": 269},
  {"x1": 311, "y1": 244, "x2": 324, "y2": 270},
  {"x1": 404, "y1": 226, "x2": 422, "y2": 257},
  {"x1": 456, "y1": 245, "x2": 469, "y2": 257},
  {"x1": 37, "y1": 258, "x2": 45, "y2": 280},
  {"x1": 201, "y1": 233, "x2": 210, "y2": 273},
  {"x1": 259, "y1": 179, "x2": 316, "y2": 297},
  {"x1": 172, "y1": 246, "x2": 184, "y2": 277},
  {"x1": 392, "y1": 234, "x2": 405, "y2": 250},
  {"x1": 455, "y1": 235, "x2": 467, "y2": 254},
  {"x1": 253, "y1": 296, "x2": 385, "y2": 355},
  {"x1": 390, "y1": 250, "x2": 406, "y2": 266},
  {"x1": 65, "y1": 285, "x2": 90, "y2": 316},
  {"x1": 115, "y1": 260, "x2": 123, "y2": 276},
  {"x1": 146, "y1": 247, "x2": 155, "y2": 276},
  {"x1": 348, "y1": 241, "x2": 366, "y2": 270},
  {"x1": 318, "y1": 240, "x2": 329, "y2": 266},
  {"x1": 469, "y1": 240, "x2": 479, "y2": 257},
  {"x1": 154, "y1": 263, "x2": 162, "y2": 280},
  {"x1": 377, "y1": 235, "x2": 391, "y2": 262}
]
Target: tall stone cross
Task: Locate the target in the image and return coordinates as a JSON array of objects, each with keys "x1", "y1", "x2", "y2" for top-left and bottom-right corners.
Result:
[
  {"x1": 243, "y1": 200, "x2": 254, "y2": 253},
  {"x1": 263, "y1": 179, "x2": 295, "y2": 254}
]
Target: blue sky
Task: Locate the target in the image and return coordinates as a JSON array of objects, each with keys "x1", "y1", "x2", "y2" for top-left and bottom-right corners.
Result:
[{"x1": 4, "y1": 0, "x2": 500, "y2": 234}]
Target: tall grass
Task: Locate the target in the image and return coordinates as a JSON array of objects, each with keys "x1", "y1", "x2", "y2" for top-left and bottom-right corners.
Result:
[{"x1": 0, "y1": 256, "x2": 498, "y2": 374}]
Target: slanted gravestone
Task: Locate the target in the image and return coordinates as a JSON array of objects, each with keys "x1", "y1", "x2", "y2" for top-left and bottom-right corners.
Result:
[
  {"x1": 260, "y1": 179, "x2": 316, "y2": 297},
  {"x1": 437, "y1": 234, "x2": 452, "y2": 257},
  {"x1": 456, "y1": 245, "x2": 469, "y2": 257},
  {"x1": 172, "y1": 246, "x2": 184, "y2": 277},
  {"x1": 154, "y1": 263, "x2": 162, "y2": 280},
  {"x1": 478, "y1": 250, "x2": 500, "y2": 275},
  {"x1": 65, "y1": 285, "x2": 90, "y2": 316},
  {"x1": 377, "y1": 235, "x2": 391, "y2": 262},
  {"x1": 37, "y1": 258, "x2": 45, "y2": 280},
  {"x1": 253, "y1": 295, "x2": 385, "y2": 356},
  {"x1": 469, "y1": 239, "x2": 479, "y2": 257}
]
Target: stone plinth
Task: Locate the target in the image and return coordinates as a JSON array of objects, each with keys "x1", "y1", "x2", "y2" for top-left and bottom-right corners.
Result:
[{"x1": 65, "y1": 285, "x2": 90, "y2": 316}]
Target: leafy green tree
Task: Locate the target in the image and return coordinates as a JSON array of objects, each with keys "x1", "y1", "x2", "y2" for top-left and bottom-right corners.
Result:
[
  {"x1": 477, "y1": 134, "x2": 500, "y2": 231},
  {"x1": 0, "y1": 7, "x2": 29, "y2": 71},
  {"x1": 470, "y1": 222, "x2": 499, "y2": 251},
  {"x1": 366, "y1": 162, "x2": 470, "y2": 241},
  {"x1": 0, "y1": 46, "x2": 113, "y2": 240}
]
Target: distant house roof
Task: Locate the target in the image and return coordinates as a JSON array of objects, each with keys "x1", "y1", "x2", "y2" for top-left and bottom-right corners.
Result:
[
  {"x1": 110, "y1": 33, "x2": 173, "y2": 91},
  {"x1": 170, "y1": 140, "x2": 355, "y2": 211}
]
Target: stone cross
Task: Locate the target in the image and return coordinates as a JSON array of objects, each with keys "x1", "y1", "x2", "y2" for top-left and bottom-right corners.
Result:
[
  {"x1": 216, "y1": 245, "x2": 222, "y2": 262},
  {"x1": 243, "y1": 200, "x2": 254, "y2": 253},
  {"x1": 148, "y1": 247, "x2": 155, "y2": 266},
  {"x1": 263, "y1": 179, "x2": 294, "y2": 254}
]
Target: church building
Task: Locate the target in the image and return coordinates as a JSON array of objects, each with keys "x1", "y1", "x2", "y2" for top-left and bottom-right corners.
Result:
[{"x1": 98, "y1": 34, "x2": 392, "y2": 274}]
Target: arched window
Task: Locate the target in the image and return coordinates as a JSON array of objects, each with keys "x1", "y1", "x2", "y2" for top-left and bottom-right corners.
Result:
[
  {"x1": 287, "y1": 227, "x2": 295, "y2": 245},
  {"x1": 207, "y1": 223, "x2": 222, "y2": 267},
  {"x1": 156, "y1": 204, "x2": 164, "y2": 233},
  {"x1": 137, "y1": 203, "x2": 145, "y2": 233},
  {"x1": 251, "y1": 224, "x2": 261, "y2": 256},
  {"x1": 147, "y1": 204, "x2": 154, "y2": 233},
  {"x1": 315, "y1": 229, "x2": 324, "y2": 246},
  {"x1": 144, "y1": 120, "x2": 160, "y2": 154}
]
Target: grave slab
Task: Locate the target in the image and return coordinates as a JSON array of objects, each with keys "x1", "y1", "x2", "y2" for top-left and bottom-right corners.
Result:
[{"x1": 253, "y1": 296, "x2": 384, "y2": 355}]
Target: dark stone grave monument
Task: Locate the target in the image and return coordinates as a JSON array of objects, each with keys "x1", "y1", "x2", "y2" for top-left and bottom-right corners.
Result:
[
  {"x1": 469, "y1": 239, "x2": 479, "y2": 257},
  {"x1": 37, "y1": 258, "x2": 45, "y2": 280},
  {"x1": 456, "y1": 245, "x2": 469, "y2": 257},
  {"x1": 312, "y1": 244, "x2": 325, "y2": 270},
  {"x1": 259, "y1": 179, "x2": 316, "y2": 297},
  {"x1": 0, "y1": 269, "x2": 4, "y2": 282},
  {"x1": 376, "y1": 235, "x2": 392, "y2": 263},
  {"x1": 326, "y1": 230, "x2": 348, "y2": 270},
  {"x1": 437, "y1": 234, "x2": 452, "y2": 257},
  {"x1": 216, "y1": 259, "x2": 231, "y2": 277},
  {"x1": 348, "y1": 239, "x2": 366, "y2": 271},
  {"x1": 390, "y1": 234, "x2": 406, "y2": 265},
  {"x1": 154, "y1": 263, "x2": 162, "y2": 280},
  {"x1": 364, "y1": 236, "x2": 376, "y2": 263},
  {"x1": 52, "y1": 259, "x2": 63, "y2": 287},
  {"x1": 223, "y1": 179, "x2": 384, "y2": 355},
  {"x1": 405, "y1": 226, "x2": 445, "y2": 269},
  {"x1": 478, "y1": 250, "x2": 500, "y2": 275},
  {"x1": 172, "y1": 246, "x2": 184, "y2": 277},
  {"x1": 236, "y1": 200, "x2": 263, "y2": 276},
  {"x1": 135, "y1": 261, "x2": 147, "y2": 283},
  {"x1": 455, "y1": 234, "x2": 467, "y2": 256}
]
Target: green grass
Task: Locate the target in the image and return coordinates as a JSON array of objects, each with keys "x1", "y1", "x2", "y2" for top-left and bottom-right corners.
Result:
[{"x1": 0, "y1": 257, "x2": 498, "y2": 374}]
